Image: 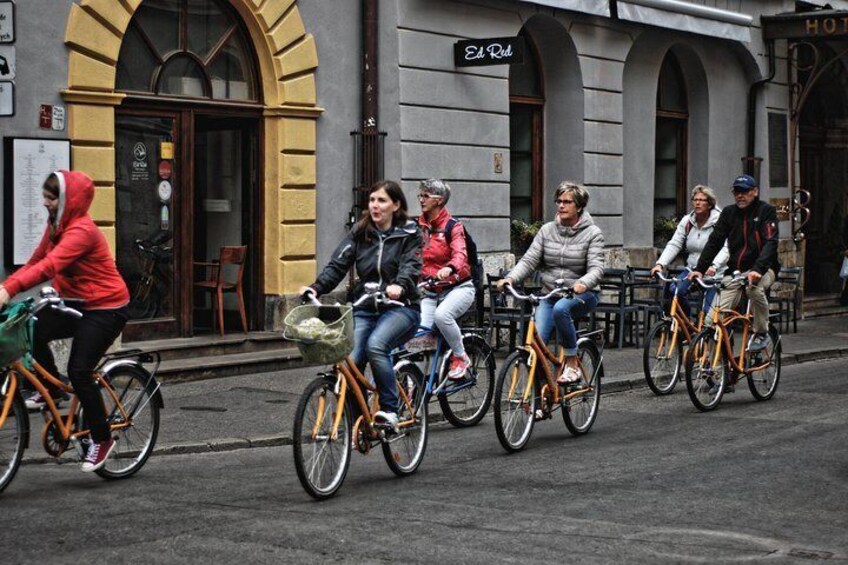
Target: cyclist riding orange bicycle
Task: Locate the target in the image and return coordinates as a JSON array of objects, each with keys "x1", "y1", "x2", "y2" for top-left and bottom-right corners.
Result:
[
  {"x1": 689, "y1": 174, "x2": 780, "y2": 352},
  {"x1": 414, "y1": 178, "x2": 476, "y2": 380},
  {"x1": 299, "y1": 180, "x2": 422, "y2": 431},
  {"x1": 0, "y1": 171, "x2": 130, "y2": 472},
  {"x1": 497, "y1": 182, "x2": 605, "y2": 384},
  {"x1": 650, "y1": 185, "x2": 728, "y2": 319}
]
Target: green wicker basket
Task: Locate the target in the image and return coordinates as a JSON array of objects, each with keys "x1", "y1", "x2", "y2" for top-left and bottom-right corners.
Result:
[
  {"x1": 283, "y1": 304, "x2": 354, "y2": 365},
  {"x1": 0, "y1": 303, "x2": 31, "y2": 367}
]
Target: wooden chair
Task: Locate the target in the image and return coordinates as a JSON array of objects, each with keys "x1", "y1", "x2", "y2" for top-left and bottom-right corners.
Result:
[
  {"x1": 768, "y1": 267, "x2": 802, "y2": 334},
  {"x1": 194, "y1": 245, "x2": 248, "y2": 335},
  {"x1": 592, "y1": 268, "x2": 642, "y2": 349}
]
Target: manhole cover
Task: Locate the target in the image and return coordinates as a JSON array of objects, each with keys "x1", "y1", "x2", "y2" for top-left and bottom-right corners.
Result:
[{"x1": 179, "y1": 406, "x2": 228, "y2": 412}]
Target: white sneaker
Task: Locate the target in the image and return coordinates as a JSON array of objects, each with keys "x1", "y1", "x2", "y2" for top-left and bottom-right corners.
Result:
[
  {"x1": 374, "y1": 410, "x2": 399, "y2": 432},
  {"x1": 558, "y1": 366, "x2": 583, "y2": 385}
]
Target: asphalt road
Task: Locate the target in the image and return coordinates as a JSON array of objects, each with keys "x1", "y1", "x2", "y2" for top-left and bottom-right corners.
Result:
[{"x1": 2, "y1": 358, "x2": 846, "y2": 564}]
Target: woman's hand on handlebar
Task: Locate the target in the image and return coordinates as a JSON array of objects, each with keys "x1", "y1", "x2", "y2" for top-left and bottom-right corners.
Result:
[
  {"x1": 573, "y1": 282, "x2": 587, "y2": 294},
  {"x1": 649, "y1": 264, "x2": 664, "y2": 278},
  {"x1": 385, "y1": 284, "x2": 404, "y2": 300},
  {"x1": 687, "y1": 270, "x2": 703, "y2": 281},
  {"x1": 496, "y1": 277, "x2": 513, "y2": 292},
  {"x1": 0, "y1": 286, "x2": 9, "y2": 309}
]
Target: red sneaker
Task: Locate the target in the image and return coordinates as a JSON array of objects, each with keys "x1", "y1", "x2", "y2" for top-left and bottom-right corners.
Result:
[
  {"x1": 447, "y1": 353, "x2": 471, "y2": 381},
  {"x1": 81, "y1": 438, "x2": 116, "y2": 473}
]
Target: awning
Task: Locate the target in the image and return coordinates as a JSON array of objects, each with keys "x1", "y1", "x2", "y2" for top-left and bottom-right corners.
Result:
[
  {"x1": 617, "y1": 0, "x2": 753, "y2": 42},
  {"x1": 516, "y1": 0, "x2": 610, "y2": 18}
]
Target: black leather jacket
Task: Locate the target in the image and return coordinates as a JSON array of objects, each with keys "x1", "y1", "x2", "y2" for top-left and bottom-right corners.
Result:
[
  {"x1": 311, "y1": 220, "x2": 423, "y2": 309},
  {"x1": 696, "y1": 198, "x2": 780, "y2": 276}
]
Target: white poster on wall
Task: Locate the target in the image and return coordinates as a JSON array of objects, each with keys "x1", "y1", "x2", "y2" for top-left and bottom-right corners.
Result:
[
  {"x1": 0, "y1": 2, "x2": 14, "y2": 43},
  {"x1": 8, "y1": 138, "x2": 71, "y2": 264}
]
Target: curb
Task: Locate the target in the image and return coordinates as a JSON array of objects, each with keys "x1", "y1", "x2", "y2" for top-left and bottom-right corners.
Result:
[{"x1": 21, "y1": 347, "x2": 848, "y2": 465}]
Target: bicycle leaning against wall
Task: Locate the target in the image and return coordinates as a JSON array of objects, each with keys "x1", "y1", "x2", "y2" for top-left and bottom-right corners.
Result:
[{"x1": 0, "y1": 288, "x2": 164, "y2": 494}]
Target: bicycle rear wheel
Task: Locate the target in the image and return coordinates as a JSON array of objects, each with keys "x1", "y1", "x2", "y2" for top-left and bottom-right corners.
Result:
[
  {"x1": 563, "y1": 341, "x2": 602, "y2": 435},
  {"x1": 493, "y1": 350, "x2": 535, "y2": 453},
  {"x1": 747, "y1": 326, "x2": 781, "y2": 401},
  {"x1": 293, "y1": 376, "x2": 352, "y2": 499},
  {"x1": 643, "y1": 320, "x2": 682, "y2": 395},
  {"x1": 383, "y1": 363, "x2": 428, "y2": 476},
  {"x1": 438, "y1": 334, "x2": 495, "y2": 427},
  {"x1": 0, "y1": 388, "x2": 26, "y2": 494},
  {"x1": 685, "y1": 330, "x2": 726, "y2": 411},
  {"x1": 95, "y1": 366, "x2": 161, "y2": 480}
]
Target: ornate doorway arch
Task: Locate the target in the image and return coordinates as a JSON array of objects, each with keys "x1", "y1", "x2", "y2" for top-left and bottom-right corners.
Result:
[{"x1": 61, "y1": 0, "x2": 322, "y2": 314}]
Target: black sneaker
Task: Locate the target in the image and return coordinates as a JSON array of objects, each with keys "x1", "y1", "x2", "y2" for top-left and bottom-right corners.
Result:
[{"x1": 748, "y1": 333, "x2": 771, "y2": 352}]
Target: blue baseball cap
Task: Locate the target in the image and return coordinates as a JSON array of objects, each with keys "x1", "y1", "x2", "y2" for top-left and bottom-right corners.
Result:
[{"x1": 732, "y1": 174, "x2": 758, "y2": 192}]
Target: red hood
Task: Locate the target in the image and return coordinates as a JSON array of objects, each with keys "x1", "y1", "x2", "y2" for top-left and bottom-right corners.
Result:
[{"x1": 54, "y1": 170, "x2": 94, "y2": 233}]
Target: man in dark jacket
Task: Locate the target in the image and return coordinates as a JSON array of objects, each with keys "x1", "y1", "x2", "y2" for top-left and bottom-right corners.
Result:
[{"x1": 690, "y1": 174, "x2": 780, "y2": 351}]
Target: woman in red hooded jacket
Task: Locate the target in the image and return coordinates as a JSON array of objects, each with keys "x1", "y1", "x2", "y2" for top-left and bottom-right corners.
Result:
[{"x1": 0, "y1": 171, "x2": 130, "y2": 473}]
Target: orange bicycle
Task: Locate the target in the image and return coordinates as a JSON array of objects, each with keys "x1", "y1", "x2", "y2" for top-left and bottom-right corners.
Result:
[
  {"x1": 493, "y1": 280, "x2": 604, "y2": 453},
  {"x1": 0, "y1": 288, "x2": 163, "y2": 493},
  {"x1": 642, "y1": 271, "x2": 712, "y2": 395},
  {"x1": 287, "y1": 284, "x2": 427, "y2": 499},
  {"x1": 684, "y1": 273, "x2": 782, "y2": 411}
]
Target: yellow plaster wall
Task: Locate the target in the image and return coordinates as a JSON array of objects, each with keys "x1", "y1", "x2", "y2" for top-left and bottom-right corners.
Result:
[{"x1": 64, "y1": 0, "x2": 322, "y2": 300}]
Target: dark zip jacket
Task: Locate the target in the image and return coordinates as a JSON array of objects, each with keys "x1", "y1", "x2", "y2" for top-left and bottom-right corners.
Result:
[
  {"x1": 311, "y1": 220, "x2": 423, "y2": 310},
  {"x1": 696, "y1": 198, "x2": 780, "y2": 276}
]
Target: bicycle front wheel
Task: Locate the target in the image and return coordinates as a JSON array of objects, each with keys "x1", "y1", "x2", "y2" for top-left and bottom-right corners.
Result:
[
  {"x1": 747, "y1": 325, "x2": 781, "y2": 401},
  {"x1": 438, "y1": 334, "x2": 495, "y2": 427},
  {"x1": 493, "y1": 350, "x2": 536, "y2": 453},
  {"x1": 643, "y1": 320, "x2": 682, "y2": 395},
  {"x1": 685, "y1": 330, "x2": 726, "y2": 411},
  {"x1": 95, "y1": 366, "x2": 161, "y2": 480},
  {"x1": 293, "y1": 376, "x2": 352, "y2": 499},
  {"x1": 563, "y1": 341, "x2": 602, "y2": 435},
  {"x1": 0, "y1": 388, "x2": 26, "y2": 494},
  {"x1": 383, "y1": 363, "x2": 428, "y2": 476}
]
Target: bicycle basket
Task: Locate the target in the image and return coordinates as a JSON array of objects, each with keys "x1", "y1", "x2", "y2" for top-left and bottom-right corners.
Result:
[
  {"x1": 0, "y1": 303, "x2": 30, "y2": 367},
  {"x1": 283, "y1": 304, "x2": 354, "y2": 365}
]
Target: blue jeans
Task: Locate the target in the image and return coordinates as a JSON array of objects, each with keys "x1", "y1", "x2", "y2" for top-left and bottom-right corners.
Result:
[
  {"x1": 535, "y1": 292, "x2": 599, "y2": 356},
  {"x1": 352, "y1": 307, "x2": 420, "y2": 413},
  {"x1": 667, "y1": 269, "x2": 716, "y2": 318}
]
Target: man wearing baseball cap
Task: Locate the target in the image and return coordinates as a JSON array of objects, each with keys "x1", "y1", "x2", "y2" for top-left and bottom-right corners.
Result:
[{"x1": 689, "y1": 174, "x2": 780, "y2": 352}]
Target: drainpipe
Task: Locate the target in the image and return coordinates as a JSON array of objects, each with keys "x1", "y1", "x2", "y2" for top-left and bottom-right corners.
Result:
[
  {"x1": 361, "y1": 0, "x2": 379, "y2": 184},
  {"x1": 745, "y1": 38, "x2": 776, "y2": 177}
]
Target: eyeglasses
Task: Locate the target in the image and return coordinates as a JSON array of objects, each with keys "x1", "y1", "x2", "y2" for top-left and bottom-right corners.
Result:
[
  {"x1": 555, "y1": 199, "x2": 575, "y2": 206},
  {"x1": 417, "y1": 193, "x2": 440, "y2": 201}
]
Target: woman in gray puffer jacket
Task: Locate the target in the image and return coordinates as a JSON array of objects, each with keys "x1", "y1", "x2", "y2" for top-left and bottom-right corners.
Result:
[{"x1": 499, "y1": 182, "x2": 605, "y2": 384}]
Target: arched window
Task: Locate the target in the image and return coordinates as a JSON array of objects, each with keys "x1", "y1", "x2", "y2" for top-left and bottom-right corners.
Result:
[
  {"x1": 509, "y1": 34, "x2": 544, "y2": 225},
  {"x1": 654, "y1": 52, "x2": 689, "y2": 226},
  {"x1": 116, "y1": 0, "x2": 258, "y2": 101}
]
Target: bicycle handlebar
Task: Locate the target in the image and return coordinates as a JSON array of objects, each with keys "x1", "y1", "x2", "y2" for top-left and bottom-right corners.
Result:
[
  {"x1": 502, "y1": 279, "x2": 574, "y2": 303},
  {"x1": 301, "y1": 283, "x2": 406, "y2": 308},
  {"x1": 32, "y1": 287, "x2": 83, "y2": 318}
]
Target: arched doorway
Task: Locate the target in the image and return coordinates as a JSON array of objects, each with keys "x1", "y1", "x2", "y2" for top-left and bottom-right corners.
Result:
[
  {"x1": 62, "y1": 0, "x2": 321, "y2": 341},
  {"x1": 654, "y1": 51, "x2": 689, "y2": 239},
  {"x1": 796, "y1": 46, "x2": 848, "y2": 294},
  {"x1": 114, "y1": 0, "x2": 261, "y2": 340}
]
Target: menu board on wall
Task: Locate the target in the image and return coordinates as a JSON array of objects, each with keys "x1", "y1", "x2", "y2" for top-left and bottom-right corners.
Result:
[{"x1": 3, "y1": 138, "x2": 71, "y2": 266}]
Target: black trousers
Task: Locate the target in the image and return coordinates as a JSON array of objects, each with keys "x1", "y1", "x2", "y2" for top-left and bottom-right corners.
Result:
[{"x1": 33, "y1": 306, "x2": 128, "y2": 443}]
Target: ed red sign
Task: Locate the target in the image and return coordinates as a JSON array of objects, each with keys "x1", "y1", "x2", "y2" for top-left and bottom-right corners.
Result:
[{"x1": 158, "y1": 160, "x2": 172, "y2": 180}]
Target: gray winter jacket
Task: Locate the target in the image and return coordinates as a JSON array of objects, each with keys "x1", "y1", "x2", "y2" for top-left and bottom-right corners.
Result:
[
  {"x1": 509, "y1": 212, "x2": 605, "y2": 292},
  {"x1": 656, "y1": 208, "x2": 729, "y2": 275}
]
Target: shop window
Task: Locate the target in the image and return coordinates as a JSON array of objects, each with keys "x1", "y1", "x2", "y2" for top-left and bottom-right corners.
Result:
[
  {"x1": 509, "y1": 34, "x2": 544, "y2": 227},
  {"x1": 116, "y1": 0, "x2": 257, "y2": 102},
  {"x1": 654, "y1": 52, "x2": 688, "y2": 243}
]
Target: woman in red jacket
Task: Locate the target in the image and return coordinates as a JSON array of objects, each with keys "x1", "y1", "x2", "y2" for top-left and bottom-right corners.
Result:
[
  {"x1": 0, "y1": 171, "x2": 130, "y2": 473},
  {"x1": 415, "y1": 179, "x2": 476, "y2": 380}
]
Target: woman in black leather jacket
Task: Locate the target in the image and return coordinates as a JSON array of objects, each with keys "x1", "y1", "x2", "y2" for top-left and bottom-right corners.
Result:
[{"x1": 302, "y1": 180, "x2": 422, "y2": 429}]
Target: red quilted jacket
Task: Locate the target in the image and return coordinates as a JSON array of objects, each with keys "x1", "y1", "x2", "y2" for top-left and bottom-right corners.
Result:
[{"x1": 418, "y1": 208, "x2": 471, "y2": 288}]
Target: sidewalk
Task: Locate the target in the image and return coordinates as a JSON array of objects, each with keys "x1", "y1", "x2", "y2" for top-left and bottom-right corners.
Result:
[{"x1": 24, "y1": 316, "x2": 848, "y2": 463}]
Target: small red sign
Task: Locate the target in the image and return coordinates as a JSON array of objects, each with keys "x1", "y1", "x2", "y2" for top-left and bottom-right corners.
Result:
[
  {"x1": 158, "y1": 161, "x2": 172, "y2": 180},
  {"x1": 39, "y1": 104, "x2": 52, "y2": 129}
]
